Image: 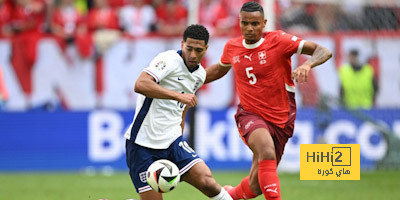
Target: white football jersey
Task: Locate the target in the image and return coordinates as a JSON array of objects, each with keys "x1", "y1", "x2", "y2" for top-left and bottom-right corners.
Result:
[{"x1": 124, "y1": 50, "x2": 206, "y2": 149}]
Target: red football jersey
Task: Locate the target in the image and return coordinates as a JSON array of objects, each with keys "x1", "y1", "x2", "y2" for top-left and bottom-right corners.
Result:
[
  {"x1": 52, "y1": 7, "x2": 81, "y2": 35},
  {"x1": 87, "y1": 8, "x2": 119, "y2": 31},
  {"x1": 0, "y1": 2, "x2": 12, "y2": 37},
  {"x1": 220, "y1": 30, "x2": 305, "y2": 128}
]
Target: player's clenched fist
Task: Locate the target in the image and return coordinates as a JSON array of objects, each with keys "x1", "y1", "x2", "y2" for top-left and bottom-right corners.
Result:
[
  {"x1": 292, "y1": 64, "x2": 311, "y2": 84},
  {"x1": 178, "y1": 93, "x2": 198, "y2": 107}
]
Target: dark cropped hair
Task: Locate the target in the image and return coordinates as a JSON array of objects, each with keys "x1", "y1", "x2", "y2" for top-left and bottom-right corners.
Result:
[
  {"x1": 240, "y1": 1, "x2": 264, "y2": 14},
  {"x1": 183, "y1": 24, "x2": 210, "y2": 45}
]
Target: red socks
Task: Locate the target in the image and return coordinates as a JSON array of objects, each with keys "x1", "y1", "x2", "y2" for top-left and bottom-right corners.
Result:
[
  {"x1": 258, "y1": 160, "x2": 281, "y2": 200},
  {"x1": 228, "y1": 176, "x2": 257, "y2": 200},
  {"x1": 227, "y1": 160, "x2": 281, "y2": 200}
]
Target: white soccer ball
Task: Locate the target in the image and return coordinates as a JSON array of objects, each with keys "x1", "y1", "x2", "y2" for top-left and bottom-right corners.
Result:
[{"x1": 146, "y1": 159, "x2": 181, "y2": 193}]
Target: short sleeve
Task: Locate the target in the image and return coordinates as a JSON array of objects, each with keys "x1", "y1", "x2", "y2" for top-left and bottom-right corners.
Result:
[
  {"x1": 219, "y1": 42, "x2": 232, "y2": 67},
  {"x1": 143, "y1": 54, "x2": 174, "y2": 83},
  {"x1": 278, "y1": 31, "x2": 305, "y2": 56}
]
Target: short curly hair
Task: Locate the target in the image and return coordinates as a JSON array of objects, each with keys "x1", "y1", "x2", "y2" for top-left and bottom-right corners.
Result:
[{"x1": 183, "y1": 24, "x2": 210, "y2": 45}]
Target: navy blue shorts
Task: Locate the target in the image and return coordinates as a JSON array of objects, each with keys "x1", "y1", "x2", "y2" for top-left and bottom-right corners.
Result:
[{"x1": 126, "y1": 136, "x2": 202, "y2": 193}]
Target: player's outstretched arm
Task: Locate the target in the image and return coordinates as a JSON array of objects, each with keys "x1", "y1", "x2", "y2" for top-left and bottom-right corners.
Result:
[
  {"x1": 292, "y1": 41, "x2": 332, "y2": 83},
  {"x1": 135, "y1": 72, "x2": 198, "y2": 107},
  {"x1": 205, "y1": 63, "x2": 231, "y2": 84}
]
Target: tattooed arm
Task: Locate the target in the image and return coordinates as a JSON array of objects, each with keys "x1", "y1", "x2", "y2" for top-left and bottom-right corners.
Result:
[{"x1": 292, "y1": 41, "x2": 333, "y2": 83}]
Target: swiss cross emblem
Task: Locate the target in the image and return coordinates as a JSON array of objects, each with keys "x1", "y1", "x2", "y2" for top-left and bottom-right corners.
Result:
[
  {"x1": 258, "y1": 51, "x2": 266, "y2": 60},
  {"x1": 233, "y1": 56, "x2": 240, "y2": 64},
  {"x1": 258, "y1": 51, "x2": 267, "y2": 64}
]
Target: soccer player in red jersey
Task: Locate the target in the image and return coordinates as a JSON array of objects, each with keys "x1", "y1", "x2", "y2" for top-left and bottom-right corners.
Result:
[{"x1": 205, "y1": 2, "x2": 332, "y2": 200}]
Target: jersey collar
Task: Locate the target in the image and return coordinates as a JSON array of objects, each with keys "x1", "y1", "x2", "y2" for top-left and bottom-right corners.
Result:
[
  {"x1": 242, "y1": 38, "x2": 265, "y2": 49},
  {"x1": 177, "y1": 50, "x2": 199, "y2": 73}
]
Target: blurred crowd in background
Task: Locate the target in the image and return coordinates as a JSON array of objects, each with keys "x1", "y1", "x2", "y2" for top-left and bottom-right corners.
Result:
[
  {"x1": 278, "y1": 1, "x2": 400, "y2": 33},
  {"x1": 0, "y1": 0, "x2": 245, "y2": 41},
  {"x1": 1, "y1": 0, "x2": 399, "y2": 41},
  {"x1": 0, "y1": 0, "x2": 399, "y2": 110}
]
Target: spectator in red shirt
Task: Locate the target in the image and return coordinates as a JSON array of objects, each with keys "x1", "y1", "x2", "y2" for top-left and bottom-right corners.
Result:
[
  {"x1": 10, "y1": 0, "x2": 46, "y2": 98},
  {"x1": 87, "y1": 0, "x2": 120, "y2": 54},
  {"x1": 0, "y1": 0, "x2": 12, "y2": 37},
  {"x1": 199, "y1": 0, "x2": 234, "y2": 36},
  {"x1": 10, "y1": 0, "x2": 45, "y2": 34},
  {"x1": 88, "y1": 0, "x2": 119, "y2": 31},
  {"x1": 109, "y1": 0, "x2": 126, "y2": 9},
  {"x1": 155, "y1": 0, "x2": 187, "y2": 36},
  {"x1": 87, "y1": 0, "x2": 122, "y2": 104},
  {"x1": 119, "y1": 0, "x2": 156, "y2": 37},
  {"x1": 51, "y1": 0, "x2": 86, "y2": 51},
  {"x1": 204, "y1": 0, "x2": 256, "y2": 37}
]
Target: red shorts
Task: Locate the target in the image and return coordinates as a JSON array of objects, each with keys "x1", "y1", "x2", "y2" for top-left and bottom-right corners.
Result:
[{"x1": 234, "y1": 92, "x2": 296, "y2": 164}]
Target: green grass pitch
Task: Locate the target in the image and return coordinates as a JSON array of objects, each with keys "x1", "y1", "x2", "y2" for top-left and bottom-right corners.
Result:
[{"x1": 1, "y1": 171, "x2": 399, "y2": 200}]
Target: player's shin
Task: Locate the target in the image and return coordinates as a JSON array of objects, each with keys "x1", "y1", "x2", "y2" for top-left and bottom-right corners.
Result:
[
  {"x1": 210, "y1": 187, "x2": 233, "y2": 200},
  {"x1": 258, "y1": 160, "x2": 281, "y2": 200}
]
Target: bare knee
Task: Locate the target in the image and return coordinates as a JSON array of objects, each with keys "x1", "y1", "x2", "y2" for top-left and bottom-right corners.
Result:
[
  {"x1": 248, "y1": 129, "x2": 276, "y2": 161},
  {"x1": 182, "y1": 162, "x2": 221, "y2": 197},
  {"x1": 255, "y1": 144, "x2": 276, "y2": 161}
]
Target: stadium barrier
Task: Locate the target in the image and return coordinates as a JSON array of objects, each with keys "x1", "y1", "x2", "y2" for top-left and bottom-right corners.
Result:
[{"x1": 1, "y1": 108, "x2": 399, "y2": 171}]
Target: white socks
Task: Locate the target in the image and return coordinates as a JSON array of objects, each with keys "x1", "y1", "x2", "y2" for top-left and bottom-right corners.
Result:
[{"x1": 210, "y1": 187, "x2": 233, "y2": 200}]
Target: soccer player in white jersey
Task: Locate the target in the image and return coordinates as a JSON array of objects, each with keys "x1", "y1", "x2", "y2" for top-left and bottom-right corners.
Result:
[{"x1": 125, "y1": 24, "x2": 233, "y2": 200}]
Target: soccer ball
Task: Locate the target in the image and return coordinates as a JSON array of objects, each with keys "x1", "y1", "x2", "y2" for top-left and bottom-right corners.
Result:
[{"x1": 146, "y1": 159, "x2": 181, "y2": 193}]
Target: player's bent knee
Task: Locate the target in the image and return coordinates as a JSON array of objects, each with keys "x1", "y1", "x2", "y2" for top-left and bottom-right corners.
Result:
[
  {"x1": 201, "y1": 176, "x2": 218, "y2": 188},
  {"x1": 256, "y1": 146, "x2": 276, "y2": 161},
  {"x1": 250, "y1": 135, "x2": 276, "y2": 161},
  {"x1": 197, "y1": 176, "x2": 220, "y2": 195}
]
